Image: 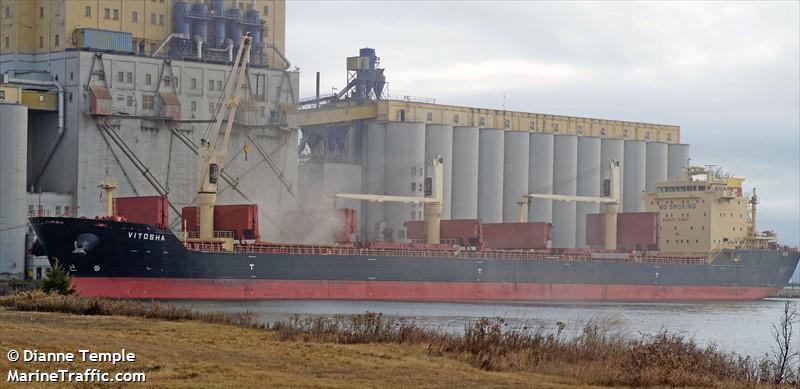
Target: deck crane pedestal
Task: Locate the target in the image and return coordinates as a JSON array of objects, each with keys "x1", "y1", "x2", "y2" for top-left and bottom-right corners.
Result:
[
  {"x1": 518, "y1": 160, "x2": 621, "y2": 250},
  {"x1": 194, "y1": 34, "x2": 252, "y2": 248},
  {"x1": 333, "y1": 156, "x2": 444, "y2": 244}
]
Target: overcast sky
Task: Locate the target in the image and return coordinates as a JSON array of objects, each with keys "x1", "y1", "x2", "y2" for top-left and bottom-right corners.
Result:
[{"x1": 286, "y1": 1, "x2": 800, "y2": 246}]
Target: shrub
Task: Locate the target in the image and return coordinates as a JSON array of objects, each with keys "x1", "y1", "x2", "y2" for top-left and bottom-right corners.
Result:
[{"x1": 40, "y1": 259, "x2": 75, "y2": 296}]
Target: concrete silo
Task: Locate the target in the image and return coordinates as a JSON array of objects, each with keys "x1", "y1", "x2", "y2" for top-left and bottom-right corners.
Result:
[
  {"x1": 667, "y1": 143, "x2": 690, "y2": 180},
  {"x1": 623, "y1": 140, "x2": 646, "y2": 212},
  {"x1": 364, "y1": 121, "x2": 387, "y2": 240},
  {"x1": 528, "y1": 133, "x2": 554, "y2": 223},
  {"x1": 552, "y1": 135, "x2": 578, "y2": 248},
  {"x1": 451, "y1": 126, "x2": 480, "y2": 219},
  {"x1": 502, "y1": 131, "x2": 530, "y2": 222},
  {"x1": 385, "y1": 122, "x2": 425, "y2": 241},
  {"x1": 425, "y1": 124, "x2": 453, "y2": 219},
  {"x1": 0, "y1": 104, "x2": 28, "y2": 279},
  {"x1": 601, "y1": 138, "x2": 625, "y2": 208},
  {"x1": 576, "y1": 137, "x2": 601, "y2": 248},
  {"x1": 478, "y1": 128, "x2": 505, "y2": 223},
  {"x1": 645, "y1": 142, "x2": 668, "y2": 192}
]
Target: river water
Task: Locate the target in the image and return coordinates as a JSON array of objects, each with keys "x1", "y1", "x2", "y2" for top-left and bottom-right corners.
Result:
[{"x1": 169, "y1": 298, "x2": 800, "y2": 358}]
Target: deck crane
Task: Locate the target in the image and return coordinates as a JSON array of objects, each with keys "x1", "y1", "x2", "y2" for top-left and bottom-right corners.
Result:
[
  {"x1": 196, "y1": 34, "x2": 252, "y2": 241},
  {"x1": 517, "y1": 160, "x2": 621, "y2": 250},
  {"x1": 333, "y1": 156, "x2": 444, "y2": 244}
]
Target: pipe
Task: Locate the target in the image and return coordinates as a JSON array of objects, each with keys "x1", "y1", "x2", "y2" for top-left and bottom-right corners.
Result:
[
  {"x1": 194, "y1": 36, "x2": 203, "y2": 59},
  {"x1": 264, "y1": 43, "x2": 290, "y2": 70},
  {"x1": 151, "y1": 33, "x2": 189, "y2": 58},
  {"x1": 6, "y1": 76, "x2": 64, "y2": 186}
]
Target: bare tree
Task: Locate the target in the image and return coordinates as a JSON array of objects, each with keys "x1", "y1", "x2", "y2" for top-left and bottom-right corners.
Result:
[{"x1": 772, "y1": 300, "x2": 798, "y2": 384}]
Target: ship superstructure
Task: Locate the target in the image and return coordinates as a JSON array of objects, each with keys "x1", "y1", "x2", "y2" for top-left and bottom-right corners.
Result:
[{"x1": 644, "y1": 166, "x2": 775, "y2": 254}]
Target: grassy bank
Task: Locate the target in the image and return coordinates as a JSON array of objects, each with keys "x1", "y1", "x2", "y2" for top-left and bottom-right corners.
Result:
[
  {"x1": 1, "y1": 310, "x2": 594, "y2": 387},
  {"x1": 0, "y1": 292, "x2": 794, "y2": 388}
]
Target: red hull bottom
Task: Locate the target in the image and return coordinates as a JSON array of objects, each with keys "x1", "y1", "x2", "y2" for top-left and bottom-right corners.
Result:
[{"x1": 72, "y1": 277, "x2": 780, "y2": 301}]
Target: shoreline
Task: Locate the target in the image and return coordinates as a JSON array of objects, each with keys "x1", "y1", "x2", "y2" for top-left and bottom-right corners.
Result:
[{"x1": 1, "y1": 292, "x2": 795, "y2": 387}]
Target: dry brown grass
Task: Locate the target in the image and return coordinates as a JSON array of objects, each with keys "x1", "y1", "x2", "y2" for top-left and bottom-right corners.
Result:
[
  {"x1": 0, "y1": 309, "x2": 597, "y2": 388},
  {"x1": 0, "y1": 290, "x2": 263, "y2": 328},
  {"x1": 272, "y1": 313, "x2": 788, "y2": 388},
  {"x1": 1, "y1": 292, "x2": 793, "y2": 388}
]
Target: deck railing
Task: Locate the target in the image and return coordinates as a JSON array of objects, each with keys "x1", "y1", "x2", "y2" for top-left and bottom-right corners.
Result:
[{"x1": 178, "y1": 241, "x2": 709, "y2": 265}]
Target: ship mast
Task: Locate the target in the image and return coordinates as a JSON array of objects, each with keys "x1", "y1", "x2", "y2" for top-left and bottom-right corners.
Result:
[
  {"x1": 196, "y1": 34, "x2": 252, "y2": 240},
  {"x1": 749, "y1": 187, "x2": 758, "y2": 235},
  {"x1": 98, "y1": 178, "x2": 117, "y2": 218}
]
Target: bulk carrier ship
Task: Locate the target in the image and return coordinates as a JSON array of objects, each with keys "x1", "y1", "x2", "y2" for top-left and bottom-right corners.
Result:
[
  {"x1": 29, "y1": 161, "x2": 799, "y2": 301},
  {"x1": 28, "y1": 36, "x2": 800, "y2": 302}
]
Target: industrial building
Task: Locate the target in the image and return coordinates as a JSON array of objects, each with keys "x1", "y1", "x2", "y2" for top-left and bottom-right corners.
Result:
[
  {"x1": 0, "y1": 4, "x2": 695, "y2": 281},
  {"x1": 0, "y1": 0, "x2": 285, "y2": 68},
  {"x1": 297, "y1": 48, "x2": 691, "y2": 247},
  {"x1": 0, "y1": 0, "x2": 295, "y2": 280}
]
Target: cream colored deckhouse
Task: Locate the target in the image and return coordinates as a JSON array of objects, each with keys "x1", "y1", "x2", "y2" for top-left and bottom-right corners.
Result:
[{"x1": 644, "y1": 166, "x2": 769, "y2": 255}]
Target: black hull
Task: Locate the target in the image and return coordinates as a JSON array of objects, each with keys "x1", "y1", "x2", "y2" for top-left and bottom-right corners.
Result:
[{"x1": 29, "y1": 217, "x2": 800, "y2": 301}]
